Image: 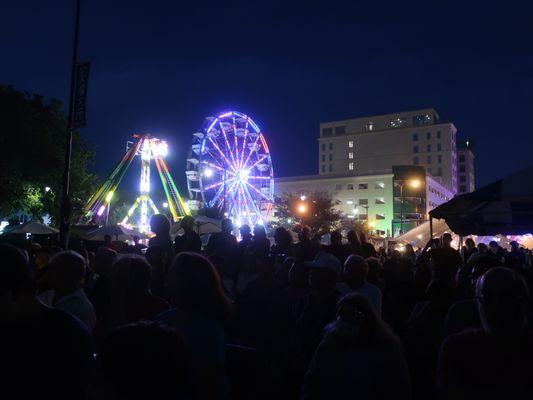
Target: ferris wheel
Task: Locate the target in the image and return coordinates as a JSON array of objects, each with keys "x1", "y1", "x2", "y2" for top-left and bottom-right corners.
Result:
[{"x1": 186, "y1": 111, "x2": 274, "y2": 227}]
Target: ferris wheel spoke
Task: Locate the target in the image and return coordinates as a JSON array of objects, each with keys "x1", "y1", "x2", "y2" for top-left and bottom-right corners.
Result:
[
  {"x1": 246, "y1": 154, "x2": 268, "y2": 172},
  {"x1": 219, "y1": 122, "x2": 238, "y2": 171},
  {"x1": 201, "y1": 161, "x2": 236, "y2": 176},
  {"x1": 238, "y1": 185, "x2": 254, "y2": 226},
  {"x1": 208, "y1": 136, "x2": 236, "y2": 173},
  {"x1": 242, "y1": 134, "x2": 262, "y2": 170},
  {"x1": 239, "y1": 120, "x2": 250, "y2": 170},
  {"x1": 242, "y1": 181, "x2": 264, "y2": 222},
  {"x1": 204, "y1": 176, "x2": 235, "y2": 191},
  {"x1": 232, "y1": 116, "x2": 240, "y2": 169}
]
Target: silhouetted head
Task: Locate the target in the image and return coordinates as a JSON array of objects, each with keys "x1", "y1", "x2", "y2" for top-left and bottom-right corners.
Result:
[
  {"x1": 347, "y1": 230, "x2": 360, "y2": 246},
  {"x1": 48, "y1": 251, "x2": 86, "y2": 293},
  {"x1": 476, "y1": 267, "x2": 529, "y2": 336},
  {"x1": 442, "y1": 233, "x2": 453, "y2": 248},
  {"x1": 133, "y1": 235, "x2": 141, "y2": 244},
  {"x1": 180, "y1": 215, "x2": 195, "y2": 231},
  {"x1": 489, "y1": 241, "x2": 499, "y2": 254},
  {"x1": 221, "y1": 218, "x2": 233, "y2": 234},
  {"x1": 166, "y1": 252, "x2": 232, "y2": 321},
  {"x1": 253, "y1": 224, "x2": 267, "y2": 239},
  {"x1": 150, "y1": 214, "x2": 171, "y2": 237},
  {"x1": 465, "y1": 238, "x2": 475, "y2": 249},
  {"x1": 239, "y1": 224, "x2": 251, "y2": 239},
  {"x1": 330, "y1": 230, "x2": 342, "y2": 246},
  {"x1": 306, "y1": 252, "x2": 340, "y2": 292},
  {"x1": 93, "y1": 247, "x2": 118, "y2": 276},
  {"x1": 343, "y1": 255, "x2": 368, "y2": 288},
  {"x1": 111, "y1": 255, "x2": 152, "y2": 294},
  {"x1": 299, "y1": 227, "x2": 311, "y2": 242},
  {"x1": 98, "y1": 322, "x2": 187, "y2": 400}
]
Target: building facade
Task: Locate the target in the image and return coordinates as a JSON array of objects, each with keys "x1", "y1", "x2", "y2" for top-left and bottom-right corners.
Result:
[
  {"x1": 318, "y1": 108, "x2": 458, "y2": 193},
  {"x1": 275, "y1": 166, "x2": 454, "y2": 237},
  {"x1": 456, "y1": 139, "x2": 475, "y2": 194}
]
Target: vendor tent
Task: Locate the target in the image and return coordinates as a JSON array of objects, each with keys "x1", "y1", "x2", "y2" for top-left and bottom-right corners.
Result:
[{"x1": 429, "y1": 166, "x2": 533, "y2": 236}]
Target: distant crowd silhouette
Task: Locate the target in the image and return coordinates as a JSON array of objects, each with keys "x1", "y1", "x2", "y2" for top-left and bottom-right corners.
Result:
[{"x1": 2, "y1": 214, "x2": 533, "y2": 399}]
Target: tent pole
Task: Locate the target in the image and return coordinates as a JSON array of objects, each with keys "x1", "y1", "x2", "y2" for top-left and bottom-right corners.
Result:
[{"x1": 429, "y1": 216, "x2": 433, "y2": 239}]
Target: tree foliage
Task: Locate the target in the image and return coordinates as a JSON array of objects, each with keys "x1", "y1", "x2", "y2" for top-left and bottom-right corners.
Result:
[
  {"x1": 273, "y1": 191, "x2": 342, "y2": 236},
  {"x1": 0, "y1": 85, "x2": 98, "y2": 225}
]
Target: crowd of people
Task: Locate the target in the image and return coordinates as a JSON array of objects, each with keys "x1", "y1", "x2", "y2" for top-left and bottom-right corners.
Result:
[{"x1": 2, "y1": 213, "x2": 533, "y2": 400}]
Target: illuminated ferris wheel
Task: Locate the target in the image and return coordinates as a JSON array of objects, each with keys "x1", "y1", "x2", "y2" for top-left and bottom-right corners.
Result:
[{"x1": 186, "y1": 111, "x2": 274, "y2": 227}]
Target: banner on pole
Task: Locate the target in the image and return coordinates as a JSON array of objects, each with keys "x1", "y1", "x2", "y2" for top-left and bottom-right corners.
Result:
[{"x1": 73, "y1": 61, "x2": 91, "y2": 128}]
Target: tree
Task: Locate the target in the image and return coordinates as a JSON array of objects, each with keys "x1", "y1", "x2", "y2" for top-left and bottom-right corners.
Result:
[
  {"x1": 0, "y1": 85, "x2": 98, "y2": 225},
  {"x1": 273, "y1": 191, "x2": 342, "y2": 236}
]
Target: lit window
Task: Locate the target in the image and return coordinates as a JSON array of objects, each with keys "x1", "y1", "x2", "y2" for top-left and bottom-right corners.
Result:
[
  {"x1": 375, "y1": 182, "x2": 385, "y2": 189},
  {"x1": 365, "y1": 121, "x2": 374, "y2": 131},
  {"x1": 348, "y1": 152, "x2": 354, "y2": 159},
  {"x1": 348, "y1": 140, "x2": 354, "y2": 148},
  {"x1": 346, "y1": 199, "x2": 354, "y2": 205},
  {"x1": 390, "y1": 117, "x2": 407, "y2": 128},
  {"x1": 358, "y1": 183, "x2": 368, "y2": 190},
  {"x1": 375, "y1": 198, "x2": 385, "y2": 204},
  {"x1": 348, "y1": 162, "x2": 354, "y2": 171}
]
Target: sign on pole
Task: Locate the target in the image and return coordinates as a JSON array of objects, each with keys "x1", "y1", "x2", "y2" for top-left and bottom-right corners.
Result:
[{"x1": 73, "y1": 61, "x2": 91, "y2": 128}]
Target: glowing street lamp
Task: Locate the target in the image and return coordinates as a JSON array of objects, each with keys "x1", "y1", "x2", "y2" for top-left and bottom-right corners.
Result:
[
  {"x1": 398, "y1": 178, "x2": 422, "y2": 235},
  {"x1": 162, "y1": 202, "x2": 169, "y2": 208},
  {"x1": 298, "y1": 203, "x2": 307, "y2": 214},
  {"x1": 44, "y1": 186, "x2": 51, "y2": 193}
]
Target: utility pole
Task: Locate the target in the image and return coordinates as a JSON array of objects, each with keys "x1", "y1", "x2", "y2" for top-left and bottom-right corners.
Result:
[{"x1": 59, "y1": 0, "x2": 81, "y2": 248}]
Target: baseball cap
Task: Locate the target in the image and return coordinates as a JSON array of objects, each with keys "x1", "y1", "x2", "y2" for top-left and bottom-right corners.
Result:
[{"x1": 305, "y1": 251, "x2": 341, "y2": 275}]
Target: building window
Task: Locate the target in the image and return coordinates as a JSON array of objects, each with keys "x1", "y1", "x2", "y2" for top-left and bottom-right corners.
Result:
[
  {"x1": 329, "y1": 164, "x2": 333, "y2": 172},
  {"x1": 437, "y1": 131, "x2": 441, "y2": 139},
  {"x1": 329, "y1": 143, "x2": 333, "y2": 150},
  {"x1": 375, "y1": 198, "x2": 385, "y2": 204},
  {"x1": 427, "y1": 155, "x2": 432, "y2": 164},
  {"x1": 348, "y1": 152, "x2": 354, "y2": 159},
  {"x1": 427, "y1": 144, "x2": 431, "y2": 152},
  {"x1": 334, "y1": 126, "x2": 346, "y2": 135},
  {"x1": 347, "y1": 184, "x2": 354, "y2": 190},
  {"x1": 321, "y1": 154, "x2": 325, "y2": 162},
  {"x1": 438, "y1": 155, "x2": 442, "y2": 163},
  {"x1": 412, "y1": 133, "x2": 419, "y2": 141},
  {"x1": 335, "y1": 184, "x2": 343, "y2": 190},
  {"x1": 460, "y1": 185, "x2": 467, "y2": 192},
  {"x1": 321, "y1": 165, "x2": 325, "y2": 173},
  {"x1": 375, "y1": 182, "x2": 385, "y2": 189},
  {"x1": 358, "y1": 183, "x2": 368, "y2": 190},
  {"x1": 459, "y1": 165, "x2": 466, "y2": 173},
  {"x1": 359, "y1": 199, "x2": 368, "y2": 205},
  {"x1": 390, "y1": 117, "x2": 407, "y2": 128},
  {"x1": 413, "y1": 145, "x2": 419, "y2": 153},
  {"x1": 329, "y1": 153, "x2": 333, "y2": 161},
  {"x1": 459, "y1": 155, "x2": 465, "y2": 163},
  {"x1": 322, "y1": 127, "x2": 333, "y2": 136},
  {"x1": 348, "y1": 140, "x2": 354, "y2": 148},
  {"x1": 321, "y1": 143, "x2": 326, "y2": 151},
  {"x1": 427, "y1": 132, "x2": 431, "y2": 140},
  {"x1": 348, "y1": 162, "x2": 354, "y2": 171},
  {"x1": 437, "y1": 143, "x2": 442, "y2": 151},
  {"x1": 376, "y1": 213, "x2": 386, "y2": 220},
  {"x1": 460, "y1": 175, "x2": 466, "y2": 182},
  {"x1": 413, "y1": 156, "x2": 419, "y2": 165},
  {"x1": 358, "y1": 214, "x2": 368, "y2": 220},
  {"x1": 365, "y1": 121, "x2": 374, "y2": 131},
  {"x1": 437, "y1": 167, "x2": 442, "y2": 176},
  {"x1": 346, "y1": 199, "x2": 354, "y2": 205}
]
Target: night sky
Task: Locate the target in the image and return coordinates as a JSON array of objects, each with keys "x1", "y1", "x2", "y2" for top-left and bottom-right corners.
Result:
[{"x1": 3, "y1": 1, "x2": 533, "y2": 196}]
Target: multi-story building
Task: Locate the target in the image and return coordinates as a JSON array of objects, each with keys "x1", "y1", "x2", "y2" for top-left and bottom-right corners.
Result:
[
  {"x1": 275, "y1": 165, "x2": 454, "y2": 237},
  {"x1": 456, "y1": 139, "x2": 475, "y2": 194},
  {"x1": 318, "y1": 108, "x2": 458, "y2": 193}
]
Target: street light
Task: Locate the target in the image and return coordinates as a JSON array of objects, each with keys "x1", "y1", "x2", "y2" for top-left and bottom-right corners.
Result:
[
  {"x1": 44, "y1": 186, "x2": 51, "y2": 193},
  {"x1": 162, "y1": 202, "x2": 169, "y2": 208},
  {"x1": 399, "y1": 178, "x2": 422, "y2": 235},
  {"x1": 298, "y1": 203, "x2": 307, "y2": 214}
]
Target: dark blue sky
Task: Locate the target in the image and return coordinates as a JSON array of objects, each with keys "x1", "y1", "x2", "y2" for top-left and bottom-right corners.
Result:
[{"x1": 3, "y1": 0, "x2": 533, "y2": 194}]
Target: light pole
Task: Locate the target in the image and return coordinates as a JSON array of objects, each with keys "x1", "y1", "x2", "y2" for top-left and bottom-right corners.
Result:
[{"x1": 399, "y1": 178, "x2": 421, "y2": 235}]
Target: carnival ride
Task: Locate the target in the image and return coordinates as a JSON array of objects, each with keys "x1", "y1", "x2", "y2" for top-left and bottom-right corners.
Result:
[
  {"x1": 80, "y1": 134, "x2": 189, "y2": 232},
  {"x1": 186, "y1": 111, "x2": 275, "y2": 227}
]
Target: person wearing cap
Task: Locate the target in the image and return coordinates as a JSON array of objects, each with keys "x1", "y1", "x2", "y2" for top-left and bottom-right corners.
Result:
[
  {"x1": 336, "y1": 255, "x2": 382, "y2": 316},
  {"x1": 295, "y1": 251, "x2": 342, "y2": 364}
]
